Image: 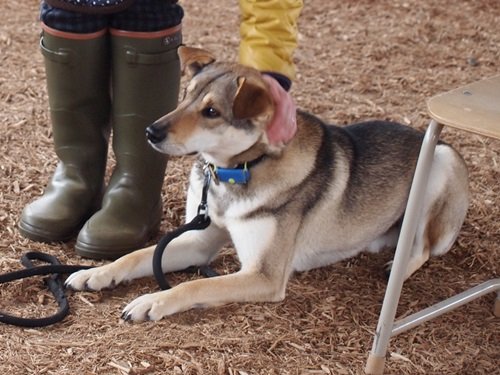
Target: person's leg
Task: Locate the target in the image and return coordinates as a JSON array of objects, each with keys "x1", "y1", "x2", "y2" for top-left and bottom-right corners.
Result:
[
  {"x1": 19, "y1": 4, "x2": 111, "y2": 242},
  {"x1": 239, "y1": 0, "x2": 303, "y2": 89},
  {"x1": 75, "y1": 0, "x2": 183, "y2": 259}
]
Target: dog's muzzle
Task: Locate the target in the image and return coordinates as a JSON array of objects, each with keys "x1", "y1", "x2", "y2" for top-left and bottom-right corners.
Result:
[{"x1": 145, "y1": 123, "x2": 167, "y2": 144}]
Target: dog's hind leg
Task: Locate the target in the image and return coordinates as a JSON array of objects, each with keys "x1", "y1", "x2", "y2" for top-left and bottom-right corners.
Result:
[
  {"x1": 404, "y1": 225, "x2": 432, "y2": 279},
  {"x1": 384, "y1": 223, "x2": 431, "y2": 279},
  {"x1": 403, "y1": 145, "x2": 468, "y2": 280},
  {"x1": 385, "y1": 145, "x2": 468, "y2": 280}
]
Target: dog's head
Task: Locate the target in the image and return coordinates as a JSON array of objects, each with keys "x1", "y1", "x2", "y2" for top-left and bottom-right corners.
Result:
[{"x1": 146, "y1": 46, "x2": 276, "y2": 167}]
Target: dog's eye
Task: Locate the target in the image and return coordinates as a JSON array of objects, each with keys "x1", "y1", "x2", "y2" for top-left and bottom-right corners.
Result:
[{"x1": 202, "y1": 107, "x2": 220, "y2": 118}]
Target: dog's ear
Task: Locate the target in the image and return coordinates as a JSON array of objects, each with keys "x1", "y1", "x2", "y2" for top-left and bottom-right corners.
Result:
[
  {"x1": 233, "y1": 76, "x2": 273, "y2": 120},
  {"x1": 178, "y1": 46, "x2": 216, "y2": 77}
]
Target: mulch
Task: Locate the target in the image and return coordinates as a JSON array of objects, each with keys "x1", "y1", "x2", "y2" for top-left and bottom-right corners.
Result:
[{"x1": 0, "y1": 0, "x2": 498, "y2": 374}]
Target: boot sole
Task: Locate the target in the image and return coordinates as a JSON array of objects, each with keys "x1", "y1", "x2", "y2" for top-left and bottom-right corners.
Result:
[
  {"x1": 18, "y1": 218, "x2": 84, "y2": 243},
  {"x1": 75, "y1": 223, "x2": 160, "y2": 260}
]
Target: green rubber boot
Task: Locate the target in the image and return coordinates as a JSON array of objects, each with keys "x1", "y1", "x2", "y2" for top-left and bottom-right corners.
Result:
[
  {"x1": 75, "y1": 28, "x2": 181, "y2": 259},
  {"x1": 19, "y1": 30, "x2": 111, "y2": 242}
]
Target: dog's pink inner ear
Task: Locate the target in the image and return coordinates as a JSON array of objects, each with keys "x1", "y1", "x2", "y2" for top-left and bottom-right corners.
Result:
[
  {"x1": 178, "y1": 46, "x2": 216, "y2": 77},
  {"x1": 233, "y1": 77, "x2": 272, "y2": 120}
]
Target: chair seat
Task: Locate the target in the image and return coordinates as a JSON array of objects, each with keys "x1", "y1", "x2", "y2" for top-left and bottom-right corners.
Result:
[{"x1": 427, "y1": 75, "x2": 500, "y2": 139}]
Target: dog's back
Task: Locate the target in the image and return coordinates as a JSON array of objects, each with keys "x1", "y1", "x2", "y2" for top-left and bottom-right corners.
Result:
[{"x1": 279, "y1": 112, "x2": 468, "y2": 274}]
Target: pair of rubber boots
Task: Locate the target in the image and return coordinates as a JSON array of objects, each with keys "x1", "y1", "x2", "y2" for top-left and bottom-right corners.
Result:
[{"x1": 19, "y1": 27, "x2": 181, "y2": 260}]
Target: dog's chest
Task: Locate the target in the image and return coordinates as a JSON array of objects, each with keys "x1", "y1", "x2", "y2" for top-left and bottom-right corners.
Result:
[
  {"x1": 188, "y1": 163, "x2": 271, "y2": 223},
  {"x1": 206, "y1": 183, "x2": 268, "y2": 226}
]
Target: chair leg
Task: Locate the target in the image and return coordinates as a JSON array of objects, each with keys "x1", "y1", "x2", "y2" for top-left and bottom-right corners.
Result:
[
  {"x1": 392, "y1": 278, "x2": 500, "y2": 335},
  {"x1": 365, "y1": 119, "x2": 444, "y2": 374}
]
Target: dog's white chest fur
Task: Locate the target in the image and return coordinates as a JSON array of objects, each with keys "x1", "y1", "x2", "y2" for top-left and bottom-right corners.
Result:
[{"x1": 188, "y1": 163, "x2": 369, "y2": 273}]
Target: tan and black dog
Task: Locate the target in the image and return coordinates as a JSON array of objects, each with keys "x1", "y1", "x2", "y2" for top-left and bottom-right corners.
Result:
[{"x1": 66, "y1": 46, "x2": 469, "y2": 321}]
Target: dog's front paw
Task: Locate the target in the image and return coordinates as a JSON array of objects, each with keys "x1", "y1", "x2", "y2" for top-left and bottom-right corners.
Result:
[
  {"x1": 65, "y1": 265, "x2": 121, "y2": 291},
  {"x1": 122, "y1": 292, "x2": 176, "y2": 322}
]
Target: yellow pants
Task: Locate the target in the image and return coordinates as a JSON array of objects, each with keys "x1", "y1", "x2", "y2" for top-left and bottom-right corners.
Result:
[{"x1": 239, "y1": 0, "x2": 303, "y2": 81}]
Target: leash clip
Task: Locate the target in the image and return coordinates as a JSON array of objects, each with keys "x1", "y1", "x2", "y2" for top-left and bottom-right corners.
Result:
[{"x1": 198, "y1": 163, "x2": 212, "y2": 218}]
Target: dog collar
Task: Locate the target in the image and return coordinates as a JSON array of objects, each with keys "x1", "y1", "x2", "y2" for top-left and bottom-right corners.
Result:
[
  {"x1": 209, "y1": 163, "x2": 250, "y2": 184},
  {"x1": 207, "y1": 155, "x2": 266, "y2": 185}
]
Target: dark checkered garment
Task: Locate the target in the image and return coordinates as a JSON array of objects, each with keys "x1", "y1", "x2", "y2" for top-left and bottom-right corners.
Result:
[
  {"x1": 45, "y1": 0, "x2": 136, "y2": 14},
  {"x1": 40, "y1": 0, "x2": 183, "y2": 33}
]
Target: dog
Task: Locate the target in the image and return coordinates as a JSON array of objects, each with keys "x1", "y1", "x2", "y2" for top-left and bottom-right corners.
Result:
[{"x1": 65, "y1": 46, "x2": 469, "y2": 322}]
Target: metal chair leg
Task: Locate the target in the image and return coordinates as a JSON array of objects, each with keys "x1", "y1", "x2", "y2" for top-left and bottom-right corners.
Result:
[
  {"x1": 365, "y1": 119, "x2": 444, "y2": 374},
  {"x1": 392, "y1": 278, "x2": 500, "y2": 336}
]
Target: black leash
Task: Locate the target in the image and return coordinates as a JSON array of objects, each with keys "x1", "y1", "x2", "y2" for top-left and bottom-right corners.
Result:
[
  {"x1": 1, "y1": 164, "x2": 218, "y2": 327},
  {"x1": 0, "y1": 252, "x2": 93, "y2": 327},
  {"x1": 152, "y1": 214, "x2": 213, "y2": 290},
  {"x1": 153, "y1": 162, "x2": 218, "y2": 289}
]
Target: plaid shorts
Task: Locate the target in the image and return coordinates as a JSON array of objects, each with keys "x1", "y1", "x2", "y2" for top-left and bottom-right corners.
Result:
[{"x1": 40, "y1": 0, "x2": 183, "y2": 33}]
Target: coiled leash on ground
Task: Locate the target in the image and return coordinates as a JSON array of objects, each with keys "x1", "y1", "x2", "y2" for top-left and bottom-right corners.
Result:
[
  {"x1": 0, "y1": 164, "x2": 218, "y2": 327},
  {"x1": 0, "y1": 252, "x2": 93, "y2": 327}
]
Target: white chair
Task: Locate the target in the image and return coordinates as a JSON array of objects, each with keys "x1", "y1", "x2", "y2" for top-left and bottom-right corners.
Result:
[{"x1": 365, "y1": 75, "x2": 500, "y2": 374}]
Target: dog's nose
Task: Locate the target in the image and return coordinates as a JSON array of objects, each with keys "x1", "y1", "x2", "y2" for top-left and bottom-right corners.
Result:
[{"x1": 146, "y1": 124, "x2": 166, "y2": 144}]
